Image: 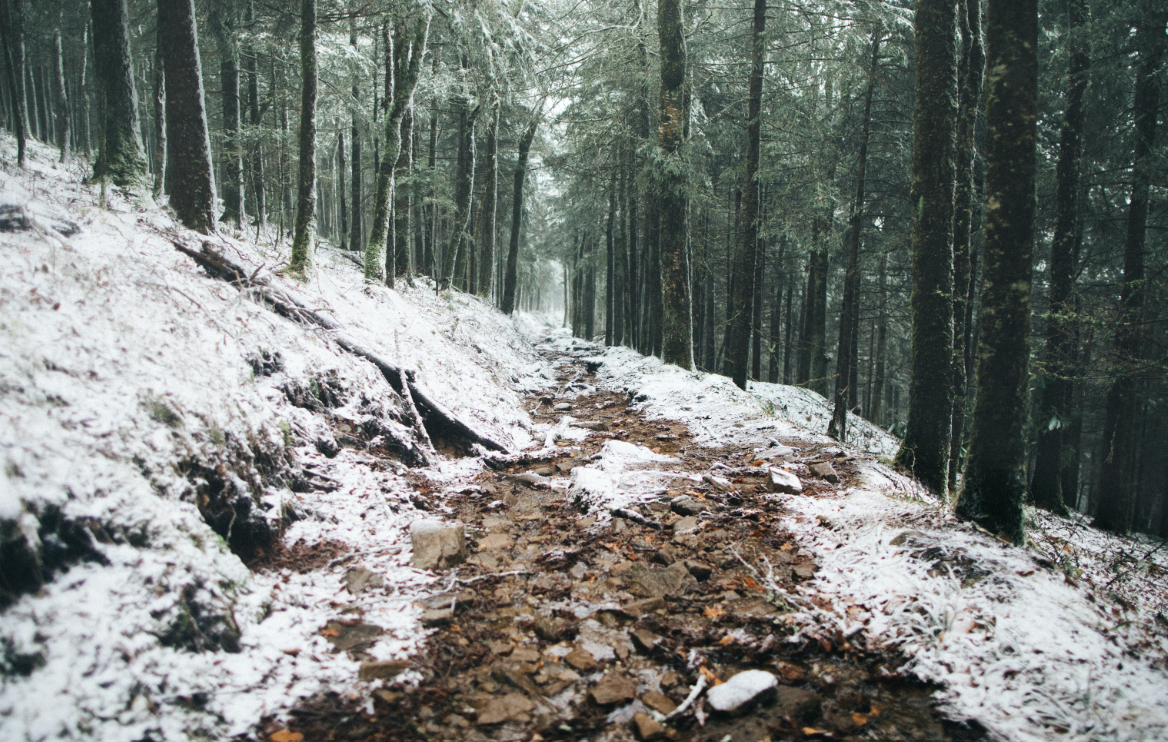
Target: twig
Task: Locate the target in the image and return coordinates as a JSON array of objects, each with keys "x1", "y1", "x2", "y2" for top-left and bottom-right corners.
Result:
[
  {"x1": 611, "y1": 507, "x2": 663, "y2": 530},
  {"x1": 454, "y1": 570, "x2": 532, "y2": 585},
  {"x1": 665, "y1": 675, "x2": 707, "y2": 720}
]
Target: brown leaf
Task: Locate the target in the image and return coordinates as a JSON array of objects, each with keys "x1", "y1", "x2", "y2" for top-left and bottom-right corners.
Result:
[
  {"x1": 743, "y1": 577, "x2": 764, "y2": 591},
  {"x1": 270, "y1": 731, "x2": 304, "y2": 742},
  {"x1": 699, "y1": 666, "x2": 722, "y2": 685},
  {"x1": 703, "y1": 604, "x2": 725, "y2": 619},
  {"x1": 852, "y1": 712, "x2": 869, "y2": 727},
  {"x1": 718, "y1": 635, "x2": 735, "y2": 646},
  {"x1": 321, "y1": 629, "x2": 339, "y2": 637}
]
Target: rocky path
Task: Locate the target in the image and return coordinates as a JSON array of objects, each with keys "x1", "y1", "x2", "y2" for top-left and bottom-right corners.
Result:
[{"x1": 266, "y1": 339, "x2": 986, "y2": 742}]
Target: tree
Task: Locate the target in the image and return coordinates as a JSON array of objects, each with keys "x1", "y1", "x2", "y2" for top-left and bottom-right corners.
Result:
[
  {"x1": 160, "y1": 0, "x2": 216, "y2": 233},
  {"x1": 1094, "y1": 10, "x2": 1166, "y2": 535},
  {"x1": 0, "y1": 0, "x2": 28, "y2": 167},
  {"x1": 93, "y1": 0, "x2": 148, "y2": 188},
  {"x1": 52, "y1": 24, "x2": 68, "y2": 161},
  {"x1": 502, "y1": 114, "x2": 539, "y2": 315},
  {"x1": 893, "y1": 0, "x2": 958, "y2": 495},
  {"x1": 956, "y1": 0, "x2": 1039, "y2": 543},
  {"x1": 656, "y1": 0, "x2": 692, "y2": 369},
  {"x1": 1031, "y1": 0, "x2": 1087, "y2": 513},
  {"x1": 210, "y1": 0, "x2": 243, "y2": 227},
  {"x1": 475, "y1": 102, "x2": 500, "y2": 297},
  {"x1": 725, "y1": 0, "x2": 767, "y2": 389},
  {"x1": 288, "y1": 0, "x2": 317, "y2": 277}
]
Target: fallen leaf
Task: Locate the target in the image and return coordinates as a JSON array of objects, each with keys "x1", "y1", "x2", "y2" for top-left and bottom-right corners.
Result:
[
  {"x1": 321, "y1": 629, "x2": 339, "y2": 637},
  {"x1": 703, "y1": 605, "x2": 725, "y2": 619},
  {"x1": 780, "y1": 543, "x2": 795, "y2": 552},
  {"x1": 743, "y1": 577, "x2": 764, "y2": 591},
  {"x1": 802, "y1": 728, "x2": 829, "y2": 737},
  {"x1": 869, "y1": 704, "x2": 881, "y2": 717},
  {"x1": 270, "y1": 730, "x2": 303, "y2": 742},
  {"x1": 699, "y1": 666, "x2": 722, "y2": 685},
  {"x1": 718, "y1": 635, "x2": 734, "y2": 646},
  {"x1": 852, "y1": 712, "x2": 869, "y2": 726}
]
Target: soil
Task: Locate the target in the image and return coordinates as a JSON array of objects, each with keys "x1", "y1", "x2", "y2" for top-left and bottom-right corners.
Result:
[{"x1": 259, "y1": 341, "x2": 987, "y2": 742}]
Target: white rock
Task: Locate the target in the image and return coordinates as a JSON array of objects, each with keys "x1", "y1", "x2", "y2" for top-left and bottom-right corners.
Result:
[
  {"x1": 410, "y1": 519, "x2": 466, "y2": 570},
  {"x1": 705, "y1": 670, "x2": 778, "y2": 714},
  {"x1": 768, "y1": 468, "x2": 803, "y2": 495}
]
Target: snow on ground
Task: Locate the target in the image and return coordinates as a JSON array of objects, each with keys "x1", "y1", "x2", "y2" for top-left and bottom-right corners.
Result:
[
  {"x1": 0, "y1": 138, "x2": 553, "y2": 740},
  {"x1": 522, "y1": 321, "x2": 1168, "y2": 742}
]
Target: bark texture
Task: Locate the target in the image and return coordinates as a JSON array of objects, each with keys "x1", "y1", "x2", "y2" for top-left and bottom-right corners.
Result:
[
  {"x1": 288, "y1": 0, "x2": 317, "y2": 276},
  {"x1": 93, "y1": 0, "x2": 148, "y2": 187},
  {"x1": 502, "y1": 116, "x2": 539, "y2": 314},
  {"x1": 475, "y1": 104, "x2": 499, "y2": 297},
  {"x1": 956, "y1": 0, "x2": 1038, "y2": 543}
]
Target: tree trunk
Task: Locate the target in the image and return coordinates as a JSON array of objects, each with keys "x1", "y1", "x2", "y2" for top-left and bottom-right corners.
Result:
[
  {"x1": 893, "y1": 0, "x2": 959, "y2": 495},
  {"x1": 615, "y1": 153, "x2": 629, "y2": 343},
  {"x1": 655, "y1": 0, "x2": 689, "y2": 366},
  {"x1": 0, "y1": 0, "x2": 27, "y2": 166},
  {"x1": 52, "y1": 26, "x2": 68, "y2": 161},
  {"x1": 872, "y1": 254, "x2": 888, "y2": 426},
  {"x1": 394, "y1": 107, "x2": 414, "y2": 279},
  {"x1": 1031, "y1": 0, "x2": 1088, "y2": 513},
  {"x1": 955, "y1": 0, "x2": 1038, "y2": 543},
  {"x1": 367, "y1": 16, "x2": 428, "y2": 285},
  {"x1": 808, "y1": 242, "x2": 828, "y2": 397},
  {"x1": 440, "y1": 96, "x2": 477, "y2": 290},
  {"x1": 287, "y1": 0, "x2": 316, "y2": 276},
  {"x1": 151, "y1": 41, "x2": 165, "y2": 196},
  {"x1": 475, "y1": 103, "x2": 499, "y2": 296},
  {"x1": 1095, "y1": 12, "x2": 1165, "y2": 535},
  {"x1": 245, "y1": 0, "x2": 264, "y2": 228},
  {"x1": 210, "y1": 0, "x2": 242, "y2": 227},
  {"x1": 502, "y1": 115, "x2": 538, "y2": 314},
  {"x1": 160, "y1": 0, "x2": 216, "y2": 233},
  {"x1": 605, "y1": 171, "x2": 616, "y2": 344},
  {"x1": 829, "y1": 28, "x2": 881, "y2": 441},
  {"x1": 93, "y1": 0, "x2": 147, "y2": 187},
  {"x1": 338, "y1": 130, "x2": 348, "y2": 251}
]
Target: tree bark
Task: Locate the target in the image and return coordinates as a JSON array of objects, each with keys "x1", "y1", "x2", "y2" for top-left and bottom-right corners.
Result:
[
  {"x1": 605, "y1": 171, "x2": 616, "y2": 344},
  {"x1": 829, "y1": 28, "x2": 881, "y2": 441},
  {"x1": 394, "y1": 107, "x2": 414, "y2": 278},
  {"x1": 656, "y1": 0, "x2": 690, "y2": 367},
  {"x1": 893, "y1": 0, "x2": 959, "y2": 495},
  {"x1": 287, "y1": 0, "x2": 316, "y2": 276},
  {"x1": 955, "y1": 0, "x2": 1038, "y2": 543},
  {"x1": 152, "y1": 41, "x2": 165, "y2": 197},
  {"x1": 502, "y1": 115, "x2": 538, "y2": 314},
  {"x1": 245, "y1": 0, "x2": 265, "y2": 228},
  {"x1": 210, "y1": 0, "x2": 242, "y2": 227},
  {"x1": 1031, "y1": 0, "x2": 1088, "y2": 513},
  {"x1": 93, "y1": 0, "x2": 148, "y2": 187},
  {"x1": 1095, "y1": 12, "x2": 1166, "y2": 535},
  {"x1": 52, "y1": 26, "x2": 68, "y2": 161},
  {"x1": 726, "y1": 0, "x2": 765, "y2": 387},
  {"x1": 160, "y1": 0, "x2": 216, "y2": 233},
  {"x1": 440, "y1": 96, "x2": 477, "y2": 290},
  {"x1": 0, "y1": 0, "x2": 27, "y2": 166},
  {"x1": 475, "y1": 103, "x2": 499, "y2": 297}
]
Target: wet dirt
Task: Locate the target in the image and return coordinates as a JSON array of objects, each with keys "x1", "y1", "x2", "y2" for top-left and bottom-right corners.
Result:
[{"x1": 261, "y1": 341, "x2": 986, "y2": 742}]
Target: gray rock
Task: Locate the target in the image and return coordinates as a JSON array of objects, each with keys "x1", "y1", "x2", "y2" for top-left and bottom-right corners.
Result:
[
  {"x1": 358, "y1": 660, "x2": 409, "y2": 681},
  {"x1": 702, "y1": 474, "x2": 734, "y2": 492},
  {"x1": 768, "y1": 468, "x2": 803, "y2": 495},
  {"x1": 632, "y1": 711, "x2": 667, "y2": 740},
  {"x1": 624, "y1": 561, "x2": 697, "y2": 599},
  {"x1": 572, "y1": 420, "x2": 610, "y2": 431},
  {"x1": 476, "y1": 693, "x2": 535, "y2": 725},
  {"x1": 756, "y1": 445, "x2": 797, "y2": 461},
  {"x1": 554, "y1": 402, "x2": 573, "y2": 411},
  {"x1": 683, "y1": 559, "x2": 713, "y2": 581},
  {"x1": 410, "y1": 519, "x2": 466, "y2": 570},
  {"x1": 589, "y1": 672, "x2": 637, "y2": 706},
  {"x1": 809, "y1": 462, "x2": 840, "y2": 483},
  {"x1": 673, "y1": 515, "x2": 701, "y2": 535},
  {"x1": 670, "y1": 495, "x2": 711, "y2": 516},
  {"x1": 344, "y1": 566, "x2": 385, "y2": 595}
]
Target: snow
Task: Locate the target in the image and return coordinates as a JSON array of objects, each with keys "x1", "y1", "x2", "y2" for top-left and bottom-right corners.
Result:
[
  {"x1": 536, "y1": 322, "x2": 1168, "y2": 742},
  {"x1": 0, "y1": 137, "x2": 554, "y2": 740},
  {"x1": 568, "y1": 439, "x2": 678, "y2": 512},
  {"x1": 705, "y1": 669, "x2": 778, "y2": 713}
]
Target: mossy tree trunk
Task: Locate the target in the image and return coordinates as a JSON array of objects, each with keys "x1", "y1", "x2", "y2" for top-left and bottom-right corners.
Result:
[
  {"x1": 1094, "y1": 12, "x2": 1166, "y2": 535},
  {"x1": 366, "y1": 13, "x2": 428, "y2": 285},
  {"x1": 1031, "y1": 0, "x2": 1088, "y2": 513},
  {"x1": 210, "y1": 0, "x2": 242, "y2": 227},
  {"x1": 160, "y1": 0, "x2": 216, "y2": 233},
  {"x1": 657, "y1": 0, "x2": 691, "y2": 368},
  {"x1": 287, "y1": 0, "x2": 316, "y2": 276},
  {"x1": 893, "y1": 0, "x2": 959, "y2": 495},
  {"x1": 955, "y1": 0, "x2": 1038, "y2": 543},
  {"x1": 948, "y1": 0, "x2": 985, "y2": 492},
  {"x1": 502, "y1": 115, "x2": 539, "y2": 314},
  {"x1": 151, "y1": 41, "x2": 165, "y2": 197},
  {"x1": 93, "y1": 0, "x2": 148, "y2": 188},
  {"x1": 829, "y1": 27, "x2": 881, "y2": 441},
  {"x1": 726, "y1": 0, "x2": 766, "y2": 386}
]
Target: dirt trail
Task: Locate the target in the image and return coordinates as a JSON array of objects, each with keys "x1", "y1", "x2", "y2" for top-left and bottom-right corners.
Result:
[{"x1": 265, "y1": 339, "x2": 986, "y2": 742}]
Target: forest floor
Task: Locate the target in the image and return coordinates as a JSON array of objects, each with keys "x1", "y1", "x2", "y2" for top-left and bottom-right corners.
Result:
[{"x1": 267, "y1": 337, "x2": 987, "y2": 742}]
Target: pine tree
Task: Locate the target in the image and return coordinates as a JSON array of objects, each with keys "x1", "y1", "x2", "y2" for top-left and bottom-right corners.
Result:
[
  {"x1": 288, "y1": 0, "x2": 317, "y2": 277},
  {"x1": 93, "y1": 0, "x2": 148, "y2": 188}
]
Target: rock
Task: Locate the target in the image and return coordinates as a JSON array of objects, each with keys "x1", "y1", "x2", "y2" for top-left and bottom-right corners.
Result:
[
  {"x1": 650, "y1": 545, "x2": 678, "y2": 566},
  {"x1": 554, "y1": 403, "x2": 573, "y2": 411},
  {"x1": 569, "y1": 562, "x2": 589, "y2": 579},
  {"x1": 621, "y1": 597, "x2": 666, "y2": 616},
  {"x1": 565, "y1": 646, "x2": 598, "y2": 672},
  {"x1": 422, "y1": 608, "x2": 454, "y2": 626},
  {"x1": 477, "y1": 532, "x2": 514, "y2": 551},
  {"x1": 532, "y1": 465, "x2": 556, "y2": 476},
  {"x1": 706, "y1": 670, "x2": 778, "y2": 715},
  {"x1": 505, "y1": 472, "x2": 551, "y2": 489},
  {"x1": 773, "y1": 661, "x2": 805, "y2": 682},
  {"x1": 641, "y1": 690, "x2": 677, "y2": 716},
  {"x1": 476, "y1": 693, "x2": 535, "y2": 725},
  {"x1": 772, "y1": 686, "x2": 821, "y2": 723},
  {"x1": 683, "y1": 559, "x2": 713, "y2": 581},
  {"x1": 624, "y1": 561, "x2": 697, "y2": 599},
  {"x1": 534, "y1": 616, "x2": 572, "y2": 642},
  {"x1": 344, "y1": 566, "x2": 385, "y2": 595},
  {"x1": 660, "y1": 671, "x2": 680, "y2": 689},
  {"x1": 768, "y1": 468, "x2": 803, "y2": 495},
  {"x1": 323, "y1": 620, "x2": 383, "y2": 652},
  {"x1": 757, "y1": 445, "x2": 797, "y2": 460},
  {"x1": 889, "y1": 530, "x2": 927, "y2": 546},
  {"x1": 629, "y1": 627, "x2": 662, "y2": 653},
  {"x1": 809, "y1": 462, "x2": 840, "y2": 483},
  {"x1": 670, "y1": 495, "x2": 710, "y2": 516},
  {"x1": 672, "y1": 516, "x2": 700, "y2": 535},
  {"x1": 358, "y1": 660, "x2": 410, "y2": 681},
  {"x1": 573, "y1": 515, "x2": 597, "y2": 531},
  {"x1": 702, "y1": 474, "x2": 734, "y2": 492},
  {"x1": 589, "y1": 672, "x2": 637, "y2": 706},
  {"x1": 632, "y1": 712, "x2": 667, "y2": 740},
  {"x1": 793, "y1": 563, "x2": 817, "y2": 579},
  {"x1": 573, "y1": 420, "x2": 610, "y2": 431},
  {"x1": 410, "y1": 520, "x2": 466, "y2": 570}
]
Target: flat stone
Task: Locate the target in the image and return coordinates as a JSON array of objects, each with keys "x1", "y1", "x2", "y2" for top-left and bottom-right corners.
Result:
[
  {"x1": 702, "y1": 474, "x2": 734, "y2": 492},
  {"x1": 672, "y1": 515, "x2": 701, "y2": 535},
  {"x1": 683, "y1": 559, "x2": 713, "y2": 581},
  {"x1": 793, "y1": 563, "x2": 817, "y2": 579},
  {"x1": 323, "y1": 620, "x2": 383, "y2": 652},
  {"x1": 641, "y1": 690, "x2": 677, "y2": 716},
  {"x1": 344, "y1": 566, "x2": 385, "y2": 595},
  {"x1": 410, "y1": 519, "x2": 466, "y2": 570},
  {"x1": 589, "y1": 672, "x2": 637, "y2": 706},
  {"x1": 650, "y1": 545, "x2": 678, "y2": 566},
  {"x1": 573, "y1": 515, "x2": 597, "y2": 531},
  {"x1": 768, "y1": 468, "x2": 803, "y2": 495},
  {"x1": 477, "y1": 532, "x2": 514, "y2": 550},
  {"x1": 629, "y1": 627, "x2": 662, "y2": 653},
  {"x1": 670, "y1": 495, "x2": 711, "y2": 516},
  {"x1": 554, "y1": 402, "x2": 573, "y2": 411},
  {"x1": 358, "y1": 660, "x2": 410, "y2": 681},
  {"x1": 632, "y1": 711, "x2": 667, "y2": 740},
  {"x1": 773, "y1": 686, "x2": 822, "y2": 723},
  {"x1": 510, "y1": 647, "x2": 542, "y2": 663},
  {"x1": 422, "y1": 608, "x2": 454, "y2": 626},
  {"x1": 706, "y1": 670, "x2": 778, "y2": 715},
  {"x1": 534, "y1": 616, "x2": 572, "y2": 642},
  {"x1": 809, "y1": 462, "x2": 840, "y2": 483},
  {"x1": 476, "y1": 693, "x2": 535, "y2": 725},
  {"x1": 660, "y1": 671, "x2": 680, "y2": 689},
  {"x1": 565, "y1": 646, "x2": 598, "y2": 672},
  {"x1": 624, "y1": 561, "x2": 697, "y2": 599},
  {"x1": 621, "y1": 597, "x2": 666, "y2": 616},
  {"x1": 757, "y1": 445, "x2": 797, "y2": 460}
]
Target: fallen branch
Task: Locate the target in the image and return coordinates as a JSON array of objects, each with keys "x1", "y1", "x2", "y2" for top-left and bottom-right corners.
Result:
[
  {"x1": 665, "y1": 675, "x2": 707, "y2": 720},
  {"x1": 611, "y1": 507, "x2": 663, "y2": 530}
]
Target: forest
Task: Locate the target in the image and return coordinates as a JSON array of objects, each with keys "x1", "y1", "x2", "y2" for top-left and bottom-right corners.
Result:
[{"x1": 1, "y1": 0, "x2": 1166, "y2": 562}]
